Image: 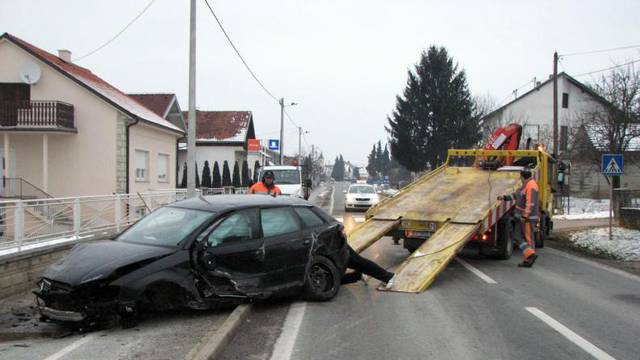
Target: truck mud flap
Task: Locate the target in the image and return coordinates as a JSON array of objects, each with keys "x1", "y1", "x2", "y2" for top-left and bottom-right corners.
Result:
[
  {"x1": 347, "y1": 219, "x2": 401, "y2": 253},
  {"x1": 380, "y1": 223, "x2": 479, "y2": 293}
]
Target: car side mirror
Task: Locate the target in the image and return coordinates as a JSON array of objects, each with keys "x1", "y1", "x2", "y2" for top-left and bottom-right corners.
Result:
[{"x1": 200, "y1": 250, "x2": 216, "y2": 270}]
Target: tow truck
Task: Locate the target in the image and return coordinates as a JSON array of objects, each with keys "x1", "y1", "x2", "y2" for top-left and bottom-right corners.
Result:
[{"x1": 347, "y1": 124, "x2": 555, "y2": 293}]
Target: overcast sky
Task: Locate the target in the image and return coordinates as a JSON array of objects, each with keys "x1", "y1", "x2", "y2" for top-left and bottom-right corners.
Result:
[{"x1": 2, "y1": 0, "x2": 639, "y2": 165}]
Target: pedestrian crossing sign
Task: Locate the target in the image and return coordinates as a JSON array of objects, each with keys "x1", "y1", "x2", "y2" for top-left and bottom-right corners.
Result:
[{"x1": 601, "y1": 154, "x2": 624, "y2": 176}]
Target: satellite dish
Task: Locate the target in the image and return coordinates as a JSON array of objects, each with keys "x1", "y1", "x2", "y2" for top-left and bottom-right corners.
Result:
[{"x1": 20, "y1": 61, "x2": 41, "y2": 85}]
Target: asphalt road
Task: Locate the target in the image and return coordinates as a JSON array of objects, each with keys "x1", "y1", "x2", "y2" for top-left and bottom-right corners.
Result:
[{"x1": 221, "y1": 181, "x2": 640, "y2": 360}]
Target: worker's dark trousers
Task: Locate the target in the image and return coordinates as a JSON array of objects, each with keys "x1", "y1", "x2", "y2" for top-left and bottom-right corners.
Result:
[
  {"x1": 513, "y1": 219, "x2": 537, "y2": 259},
  {"x1": 342, "y1": 246, "x2": 394, "y2": 284}
]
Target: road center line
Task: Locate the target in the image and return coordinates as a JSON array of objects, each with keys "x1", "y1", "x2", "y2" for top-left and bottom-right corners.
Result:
[
  {"x1": 455, "y1": 258, "x2": 497, "y2": 284},
  {"x1": 269, "y1": 302, "x2": 307, "y2": 360},
  {"x1": 525, "y1": 307, "x2": 616, "y2": 360},
  {"x1": 43, "y1": 331, "x2": 102, "y2": 360}
]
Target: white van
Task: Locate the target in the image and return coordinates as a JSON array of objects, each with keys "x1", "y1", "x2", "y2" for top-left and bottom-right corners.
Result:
[{"x1": 258, "y1": 165, "x2": 306, "y2": 198}]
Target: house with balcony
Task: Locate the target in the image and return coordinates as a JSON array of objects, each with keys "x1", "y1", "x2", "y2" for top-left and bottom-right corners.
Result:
[{"x1": 0, "y1": 33, "x2": 185, "y2": 198}]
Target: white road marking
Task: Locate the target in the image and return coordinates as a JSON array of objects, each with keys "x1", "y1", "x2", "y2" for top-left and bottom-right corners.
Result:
[
  {"x1": 270, "y1": 302, "x2": 307, "y2": 360},
  {"x1": 545, "y1": 247, "x2": 640, "y2": 284},
  {"x1": 525, "y1": 307, "x2": 616, "y2": 360},
  {"x1": 455, "y1": 258, "x2": 498, "y2": 284},
  {"x1": 43, "y1": 332, "x2": 103, "y2": 360}
]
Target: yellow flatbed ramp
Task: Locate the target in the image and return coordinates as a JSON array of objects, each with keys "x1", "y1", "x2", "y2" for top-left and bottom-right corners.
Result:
[{"x1": 346, "y1": 166, "x2": 520, "y2": 293}]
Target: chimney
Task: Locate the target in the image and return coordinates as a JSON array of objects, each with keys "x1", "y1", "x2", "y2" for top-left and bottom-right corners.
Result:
[{"x1": 58, "y1": 49, "x2": 72, "y2": 63}]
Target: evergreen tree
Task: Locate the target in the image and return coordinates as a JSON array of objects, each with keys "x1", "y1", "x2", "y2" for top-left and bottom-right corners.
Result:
[
  {"x1": 195, "y1": 162, "x2": 200, "y2": 188},
  {"x1": 212, "y1": 161, "x2": 222, "y2": 188},
  {"x1": 180, "y1": 162, "x2": 187, "y2": 188},
  {"x1": 382, "y1": 144, "x2": 391, "y2": 177},
  {"x1": 387, "y1": 46, "x2": 480, "y2": 171},
  {"x1": 338, "y1": 155, "x2": 345, "y2": 180},
  {"x1": 222, "y1": 161, "x2": 231, "y2": 186},
  {"x1": 253, "y1": 161, "x2": 261, "y2": 183},
  {"x1": 232, "y1": 161, "x2": 241, "y2": 187},
  {"x1": 353, "y1": 167, "x2": 360, "y2": 179},
  {"x1": 201, "y1": 161, "x2": 212, "y2": 188},
  {"x1": 241, "y1": 160, "x2": 251, "y2": 187},
  {"x1": 366, "y1": 145, "x2": 377, "y2": 178}
]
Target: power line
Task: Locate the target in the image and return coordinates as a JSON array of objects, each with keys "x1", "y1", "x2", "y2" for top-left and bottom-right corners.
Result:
[
  {"x1": 284, "y1": 109, "x2": 299, "y2": 128},
  {"x1": 203, "y1": 0, "x2": 279, "y2": 103},
  {"x1": 73, "y1": 0, "x2": 156, "y2": 62},
  {"x1": 573, "y1": 59, "x2": 640, "y2": 77},
  {"x1": 561, "y1": 44, "x2": 640, "y2": 58}
]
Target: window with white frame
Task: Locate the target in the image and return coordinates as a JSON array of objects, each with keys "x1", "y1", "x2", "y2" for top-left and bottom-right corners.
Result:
[
  {"x1": 135, "y1": 150, "x2": 149, "y2": 182},
  {"x1": 158, "y1": 153, "x2": 169, "y2": 182}
]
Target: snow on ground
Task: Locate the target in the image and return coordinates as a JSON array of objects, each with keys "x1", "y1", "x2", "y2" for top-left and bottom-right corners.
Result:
[
  {"x1": 555, "y1": 197, "x2": 610, "y2": 220},
  {"x1": 570, "y1": 227, "x2": 640, "y2": 261}
]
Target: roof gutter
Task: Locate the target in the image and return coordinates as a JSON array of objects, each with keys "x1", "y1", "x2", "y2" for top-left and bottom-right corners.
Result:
[{"x1": 126, "y1": 116, "x2": 140, "y2": 194}]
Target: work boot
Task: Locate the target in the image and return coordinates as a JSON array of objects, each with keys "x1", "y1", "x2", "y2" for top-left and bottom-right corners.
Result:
[{"x1": 518, "y1": 254, "x2": 538, "y2": 268}]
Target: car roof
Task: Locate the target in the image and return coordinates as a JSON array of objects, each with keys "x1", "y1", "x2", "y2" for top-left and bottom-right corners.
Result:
[
  {"x1": 261, "y1": 166, "x2": 299, "y2": 170},
  {"x1": 349, "y1": 183, "x2": 373, "y2": 188},
  {"x1": 168, "y1": 194, "x2": 310, "y2": 213}
]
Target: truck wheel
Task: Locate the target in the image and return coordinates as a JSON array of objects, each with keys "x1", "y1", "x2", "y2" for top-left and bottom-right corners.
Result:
[
  {"x1": 303, "y1": 256, "x2": 340, "y2": 301},
  {"x1": 481, "y1": 219, "x2": 513, "y2": 260},
  {"x1": 536, "y1": 215, "x2": 548, "y2": 248}
]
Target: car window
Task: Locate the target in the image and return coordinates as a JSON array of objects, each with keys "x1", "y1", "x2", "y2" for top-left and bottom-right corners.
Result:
[
  {"x1": 293, "y1": 207, "x2": 325, "y2": 228},
  {"x1": 207, "y1": 209, "x2": 259, "y2": 247},
  {"x1": 118, "y1": 207, "x2": 214, "y2": 247},
  {"x1": 349, "y1": 186, "x2": 375, "y2": 194},
  {"x1": 261, "y1": 207, "x2": 301, "y2": 237}
]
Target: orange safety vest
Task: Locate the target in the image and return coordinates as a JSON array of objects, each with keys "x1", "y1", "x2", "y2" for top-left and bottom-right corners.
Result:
[
  {"x1": 512, "y1": 178, "x2": 539, "y2": 221},
  {"x1": 248, "y1": 182, "x2": 282, "y2": 196}
]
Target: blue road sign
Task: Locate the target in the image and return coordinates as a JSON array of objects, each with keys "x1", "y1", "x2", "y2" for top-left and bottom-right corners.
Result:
[
  {"x1": 601, "y1": 154, "x2": 624, "y2": 176},
  {"x1": 268, "y1": 139, "x2": 280, "y2": 151}
]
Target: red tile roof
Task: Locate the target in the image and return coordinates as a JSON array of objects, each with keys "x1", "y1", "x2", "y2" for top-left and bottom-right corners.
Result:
[
  {"x1": 128, "y1": 93, "x2": 175, "y2": 118},
  {"x1": 0, "y1": 33, "x2": 184, "y2": 134},
  {"x1": 182, "y1": 111, "x2": 254, "y2": 142}
]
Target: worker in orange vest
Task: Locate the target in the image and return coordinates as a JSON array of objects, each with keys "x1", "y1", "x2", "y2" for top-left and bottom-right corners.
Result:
[
  {"x1": 248, "y1": 170, "x2": 282, "y2": 197},
  {"x1": 499, "y1": 167, "x2": 539, "y2": 267}
]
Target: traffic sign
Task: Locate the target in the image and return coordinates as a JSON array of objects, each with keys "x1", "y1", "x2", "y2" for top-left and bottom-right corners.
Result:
[
  {"x1": 268, "y1": 139, "x2": 280, "y2": 151},
  {"x1": 601, "y1": 154, "x2": 624, "y2": 176},
  {"x1": 248, "y1": 139, "x2": 261, "y2": 153}
]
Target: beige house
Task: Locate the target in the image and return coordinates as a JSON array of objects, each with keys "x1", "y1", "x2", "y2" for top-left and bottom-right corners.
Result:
[{"x1": 0, "y1": 33, "x2": 185, "y2": 198}]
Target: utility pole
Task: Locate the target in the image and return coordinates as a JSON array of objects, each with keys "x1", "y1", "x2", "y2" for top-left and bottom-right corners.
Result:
[
  {"x1": 553, "y1": 51, "x2": 559, "y2": 157},
  {"x1": 279, "y1": 98, "x2": 284, "y2": 165},
  {"x1": 186, "y1": 0, "x2": 197, "y2": 198},
  {"x1": 298, "y1": 126, "x2": 302, "y2": 165}
]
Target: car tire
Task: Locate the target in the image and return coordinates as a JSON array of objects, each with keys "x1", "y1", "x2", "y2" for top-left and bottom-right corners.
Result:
[{"x1": 302, "y1": 256, "x2": 341, "y2": 302}]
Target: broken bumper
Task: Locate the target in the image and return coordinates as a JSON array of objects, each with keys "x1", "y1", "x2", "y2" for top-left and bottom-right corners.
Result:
[{"x1": 39, "y1": 306, "x2": 86, "y2": 322}]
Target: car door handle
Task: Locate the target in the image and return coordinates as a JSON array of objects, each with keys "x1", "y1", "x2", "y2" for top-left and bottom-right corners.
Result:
[{"x1": 253, "y1": 247, "x2": 265, "y2": 260}]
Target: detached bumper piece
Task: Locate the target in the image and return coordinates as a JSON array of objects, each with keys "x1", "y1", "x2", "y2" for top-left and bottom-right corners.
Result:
[{"x1": 39, "y1": 306, "x2": 86, "y2": 322}]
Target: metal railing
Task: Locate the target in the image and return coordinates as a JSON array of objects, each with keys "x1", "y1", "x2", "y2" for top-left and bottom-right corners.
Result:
[
  {"x1": 0, "y1": 100, "x2": 75, "y2": 129},
  {"x1": 1, "y1": 177, "x2": 53, "y2": 199},
  {"x1": 0, "y1": 190, "x2": 188, "y2": 252}
]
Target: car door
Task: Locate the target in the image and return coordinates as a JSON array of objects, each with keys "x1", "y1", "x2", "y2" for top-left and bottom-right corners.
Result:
[
  {"x1": 293, "y1": 206, "x2": 342, "y2": 263},
  {"x1": 198, "y1": 208, "x2": 266, "y2": 294},
  {"x1": 260, "y1": 206, "x2": 307, "y2": 288}
]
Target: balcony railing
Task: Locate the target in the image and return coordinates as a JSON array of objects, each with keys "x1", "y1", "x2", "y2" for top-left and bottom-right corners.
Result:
[{"x1": 0, "y1": 100, "x2": 75, "y2": 130}]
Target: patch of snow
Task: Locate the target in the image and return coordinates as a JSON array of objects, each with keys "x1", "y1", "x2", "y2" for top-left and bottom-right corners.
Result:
[
  {"x1": 555, "y1": 197, "x2": 610, "y2": 220},
  {"x1": 570, "y1": 227, "x2": 640, "y2": 261}
]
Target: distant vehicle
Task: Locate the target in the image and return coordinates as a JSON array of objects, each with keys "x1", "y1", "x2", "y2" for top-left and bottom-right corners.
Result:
[
  {"x1": 258, "y1": 165, "x2": 309, "y2": 199},
  {"x1": 35, "y1": 195, "x2": 348, "y2": 327},
  {"x1": 344, "y1": 183, "x2": 379, "y2": 211}
]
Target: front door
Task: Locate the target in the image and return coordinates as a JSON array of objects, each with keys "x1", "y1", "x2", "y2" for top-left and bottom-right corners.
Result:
[{"x1": 198, "y1": 208, "x2": 266, "y2": 295}]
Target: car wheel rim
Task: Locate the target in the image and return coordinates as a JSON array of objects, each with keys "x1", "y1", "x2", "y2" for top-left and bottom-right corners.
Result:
[{"x1": 309, "y1": 264, "x2": 333, "y2": 292}]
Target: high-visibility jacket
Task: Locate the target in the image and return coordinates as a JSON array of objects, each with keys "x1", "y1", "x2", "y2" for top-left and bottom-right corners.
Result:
[
  {"x1": 505, "y1": 178, "x2": 539, "y2": 221},
  {"x1": 248, "y1": 182, "x2": 282, "y2": 196}
]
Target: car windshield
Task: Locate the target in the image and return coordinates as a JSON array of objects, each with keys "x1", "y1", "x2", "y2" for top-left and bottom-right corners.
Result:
[
  {"x1": 349, "y1": 186, "x2": 374, "y2": 194},
  {"x1": 117, "y1": 207, "x2": 214, "y2": 247},
  {"x1": 264, "y1": 169, "x2": 301, "y2": 185}
]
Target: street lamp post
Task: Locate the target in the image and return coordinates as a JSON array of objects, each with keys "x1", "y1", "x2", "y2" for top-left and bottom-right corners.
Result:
[{"x1": 278, "y1": 99, "x2": 297, "y2": 164}]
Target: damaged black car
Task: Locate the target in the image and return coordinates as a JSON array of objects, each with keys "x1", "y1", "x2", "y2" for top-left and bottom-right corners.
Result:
[{"x1": 34, "y1": 195, "x2": 349, "y2": 326}]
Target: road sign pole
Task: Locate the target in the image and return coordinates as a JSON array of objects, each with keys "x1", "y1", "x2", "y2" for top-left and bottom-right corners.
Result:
[{"x1": 609, "y1": 178, "x2": 613, "y2": 240}]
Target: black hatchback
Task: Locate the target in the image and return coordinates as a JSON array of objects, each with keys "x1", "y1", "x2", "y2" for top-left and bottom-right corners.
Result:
[{"x1": 34, "y1": 195, "x2": 349, "y2": 326}]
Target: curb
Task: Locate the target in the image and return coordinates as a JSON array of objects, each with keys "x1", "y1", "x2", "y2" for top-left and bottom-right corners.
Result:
[{"x1": 185, "y1": 304, "x2": 252, "y2": 360}]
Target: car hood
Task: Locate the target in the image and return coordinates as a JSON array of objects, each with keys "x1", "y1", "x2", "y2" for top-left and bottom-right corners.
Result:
[
  {"x1": 42, "y1": 240, "x2": 176, "y2": 287},
  {"x1": 346, "y1": 193, "x2": 377, "y2": 200},
  {"x1": 278, "y1": 184, "x2": 303, "y2": 196}
]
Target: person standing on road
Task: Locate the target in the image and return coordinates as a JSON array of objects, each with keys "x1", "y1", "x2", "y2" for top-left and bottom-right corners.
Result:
[
  {"x1": 498, "y1": 167, "x2": 539, "y2": 268},
  {"x1": 248, "y1": 170, "x2": 282, "y2": 197}
]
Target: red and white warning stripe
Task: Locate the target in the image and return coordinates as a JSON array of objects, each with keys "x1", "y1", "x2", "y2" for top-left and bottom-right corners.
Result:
[{"x1": 483, "y1": 200, "x2": 514, "y2": 230}]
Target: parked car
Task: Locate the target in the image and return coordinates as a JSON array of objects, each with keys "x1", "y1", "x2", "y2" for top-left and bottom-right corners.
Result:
[
  {"x1": 344, "y1": 184, "x2": 379, "y2": 211},
  {"x1": 34, "y1": 195, "x2": 349, "y2": 327}
]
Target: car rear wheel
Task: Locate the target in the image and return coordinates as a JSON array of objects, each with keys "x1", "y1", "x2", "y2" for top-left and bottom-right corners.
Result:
[{"x1": 303, "y1": 256, "x2": 340, "y2": 301}]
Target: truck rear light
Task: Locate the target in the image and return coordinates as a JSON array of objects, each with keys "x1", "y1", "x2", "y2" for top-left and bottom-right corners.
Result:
[{"x1": 482, "y1": 233, "x2": 488, "y2": 241}]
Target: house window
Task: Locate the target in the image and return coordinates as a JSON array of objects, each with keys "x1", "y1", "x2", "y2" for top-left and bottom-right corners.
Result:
[
  {"x1": 560, "y1": 126, "x2": 568, "y2": 152},
  {"x1": 135, "y1": 150, "x2": 149, "y2": 182},
  {"x1": 562, "y1": 93, "x2": 569, "y2": 108},
  {"x1": 158, "y1": 153, "x2": 169, "y2": 182}
]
